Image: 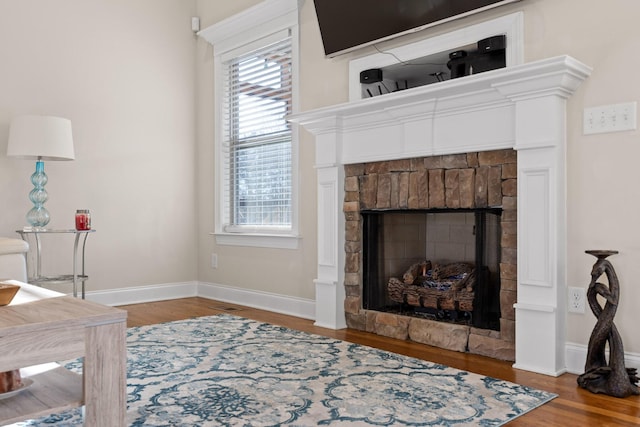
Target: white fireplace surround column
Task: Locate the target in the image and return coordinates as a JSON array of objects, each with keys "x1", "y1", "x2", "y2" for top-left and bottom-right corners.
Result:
[{"x1": 289, "y1": 55, "x2": 591, "y2": 376}]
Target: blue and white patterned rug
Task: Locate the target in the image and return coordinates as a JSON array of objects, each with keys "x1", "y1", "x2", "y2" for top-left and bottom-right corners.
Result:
[{"x1": 14, "y1": 314, "x2": 556, "y2": 426}]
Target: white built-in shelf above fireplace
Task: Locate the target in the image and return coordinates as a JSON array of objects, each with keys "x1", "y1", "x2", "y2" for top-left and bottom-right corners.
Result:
[
  {"x1": 289, "y1": 53, "x2": 591, "y2": 377},
  {"x1": 348, "y1": 11, "x2": 525, "y2": 101}
]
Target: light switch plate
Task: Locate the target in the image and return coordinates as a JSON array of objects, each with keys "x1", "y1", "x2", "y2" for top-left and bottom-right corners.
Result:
[{"x1": 584, "y1": 102, "x2": 637, "y2": 135}]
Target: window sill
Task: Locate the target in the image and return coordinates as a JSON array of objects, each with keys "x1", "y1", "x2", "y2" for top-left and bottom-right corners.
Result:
[{"x1": 211, "y1": 232, "x2": 300, "y2": 249}]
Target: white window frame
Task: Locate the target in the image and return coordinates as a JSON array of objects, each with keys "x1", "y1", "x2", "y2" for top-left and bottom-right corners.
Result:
[{"x1": 200, "y1": 0, "x2": 300, "y2": 249}]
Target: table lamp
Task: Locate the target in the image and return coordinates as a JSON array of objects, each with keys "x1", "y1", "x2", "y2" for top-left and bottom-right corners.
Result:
[{"x1": 7, "y1": 115, "x2": 75, "y2": 228}]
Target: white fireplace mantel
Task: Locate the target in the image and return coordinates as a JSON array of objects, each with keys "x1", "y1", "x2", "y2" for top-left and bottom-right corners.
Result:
[{"x1": 289, "y1": 55, "x2": 591, "y2": 376}]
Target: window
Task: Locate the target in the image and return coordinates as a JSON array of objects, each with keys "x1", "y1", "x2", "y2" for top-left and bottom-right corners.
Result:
[
  {"x1": 223, "y1": 36, "x2": 292, "y2": 232},
  {"x1": 200, "y1": 0, "x2": 299, "y2": 249}
]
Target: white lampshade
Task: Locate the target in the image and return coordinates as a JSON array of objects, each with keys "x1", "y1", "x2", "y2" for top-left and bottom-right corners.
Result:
[{"x1": 7, "y1": 115, "x2": 75, "y2": 161}]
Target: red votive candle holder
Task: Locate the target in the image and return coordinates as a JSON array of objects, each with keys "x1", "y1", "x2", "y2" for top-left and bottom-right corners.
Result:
[{"x1": 75, "y1": 209, "x2": 91, "y2": 230}]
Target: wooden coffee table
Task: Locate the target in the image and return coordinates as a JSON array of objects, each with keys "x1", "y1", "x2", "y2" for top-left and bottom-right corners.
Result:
[{"x1": 0, "y1": 282, "x2": 127, "y2": 426}]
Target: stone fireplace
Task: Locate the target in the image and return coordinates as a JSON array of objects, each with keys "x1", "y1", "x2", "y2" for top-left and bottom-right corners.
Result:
[
  {"x1": 289, "y1": 55, "x2": 591, "y2": 376},
  {"x1": 344, "y1": 149, "x2": 517, "y2": 360}
]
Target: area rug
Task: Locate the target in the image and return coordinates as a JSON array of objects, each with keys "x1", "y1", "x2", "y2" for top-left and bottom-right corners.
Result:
[{"x1": 14, "y1": 314, "x2": 556, "y2": 426}]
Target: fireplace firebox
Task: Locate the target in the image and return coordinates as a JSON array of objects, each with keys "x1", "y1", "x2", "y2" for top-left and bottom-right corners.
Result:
[{"x1": 362, "y1": 208, "x2": 502, "y2": 330}]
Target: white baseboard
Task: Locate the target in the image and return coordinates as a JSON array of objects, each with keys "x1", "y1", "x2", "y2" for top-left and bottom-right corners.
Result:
[
  {"x1": 565, "y1": 342, "x2": 640, "y2": 375},
  {"x1": 197, "y1": 281, "x2": 316, "y2": 321},
  {"x1": 565, "y1": 343, "x2": 588, "y2": 375},
  {"x1": 85, "y1": 281, "x2": 198, "y2": 306},
  {"x1": 84, "y1": 281, "x2": 316, "y2": 322}
]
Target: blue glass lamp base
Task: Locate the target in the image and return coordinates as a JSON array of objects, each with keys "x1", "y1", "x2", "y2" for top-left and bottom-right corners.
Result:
[
  {"x1": 27, "y1": 160, "x2": 51, "y2": 228},
  {"x1": 26, "y1": 206, "x2": 50, "y2": 227}
]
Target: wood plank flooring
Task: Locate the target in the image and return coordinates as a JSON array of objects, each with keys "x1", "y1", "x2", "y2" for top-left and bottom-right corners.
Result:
[{"x1": 119, "y1": 297, "x2": 640, "y2": 426}]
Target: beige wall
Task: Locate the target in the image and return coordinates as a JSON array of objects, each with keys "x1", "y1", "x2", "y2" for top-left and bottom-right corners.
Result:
[
  {"x1": 521, "y1": 0, "x2": 640, "y2": 354},
  {"x1": 196, "y1": 0, "x2": 640, "y2": 354},
  {"x1": 0, "y1": 0, "x2": 198, "y2": 290}
]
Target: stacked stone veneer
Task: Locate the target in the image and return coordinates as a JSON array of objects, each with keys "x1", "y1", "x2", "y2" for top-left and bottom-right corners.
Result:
[{"x1": 343, "y1": 149, "x2": 517, "y2": 361}]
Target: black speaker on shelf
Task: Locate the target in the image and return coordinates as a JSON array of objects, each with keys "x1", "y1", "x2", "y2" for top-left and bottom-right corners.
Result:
[
  {"x1": 471, "y1": 35, "x2": 506, "y2": 74},
  {"x1": 360, "y1": 68, "x2": 383, "y2": 84},
  {"x1": 447, "y1": 50, "x2": 470, "y2": 79},
  {"x1": 447, "y1": 35, "x2": 506, "y2": 79},
  {"x1": 478, "y1": 35, "x2": 506, "y2": 52}
]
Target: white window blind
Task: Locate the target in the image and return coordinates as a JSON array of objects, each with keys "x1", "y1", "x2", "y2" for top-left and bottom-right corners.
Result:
[{"x1": 222, "y1": 35, "x2": 293, "y2": 232}]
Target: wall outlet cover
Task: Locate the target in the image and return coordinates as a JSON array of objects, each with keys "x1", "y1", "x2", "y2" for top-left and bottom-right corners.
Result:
[{"x1": 568, "y1": 286, "x2": 586, "y2": 313}]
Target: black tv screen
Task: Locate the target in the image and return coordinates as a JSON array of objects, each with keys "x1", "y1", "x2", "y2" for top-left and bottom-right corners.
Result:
[{"x1": 314, "y1": 0, "x2": 521, "y2": 57}]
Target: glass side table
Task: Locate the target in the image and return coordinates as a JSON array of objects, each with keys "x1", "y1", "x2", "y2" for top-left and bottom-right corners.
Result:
[{"x1": 16, "y1": 228, "x2": 96, "y2": 299}]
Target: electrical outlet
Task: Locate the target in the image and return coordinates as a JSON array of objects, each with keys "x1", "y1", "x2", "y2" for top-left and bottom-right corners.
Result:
[
  {"x1": 568, "y1": 287, "x2": 586, "y2": 313},
  {"x1": 583, "y1": 102, "x2": 637, "y2": 135},
  {"x1": 211, "y1": 253, "x2": 218, "y2": 269}
]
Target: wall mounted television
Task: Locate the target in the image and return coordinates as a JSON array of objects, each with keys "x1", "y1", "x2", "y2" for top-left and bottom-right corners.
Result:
[{"x1": 313, "y1": 0, "x2": 522, "y2": 57}]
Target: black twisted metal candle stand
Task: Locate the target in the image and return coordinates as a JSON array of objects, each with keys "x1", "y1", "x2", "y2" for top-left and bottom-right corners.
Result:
[{"x1": 577, "y1": 250, "x2": 639, "y2": 397}]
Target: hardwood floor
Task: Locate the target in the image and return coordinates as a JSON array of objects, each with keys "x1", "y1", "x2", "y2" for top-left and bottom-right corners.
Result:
[{"x1": 119, "y1": 297, "x2": 640, "y2": 426}]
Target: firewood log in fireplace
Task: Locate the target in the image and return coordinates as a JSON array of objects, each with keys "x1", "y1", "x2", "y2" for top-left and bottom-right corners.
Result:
[
  {"x1": 402, "y1": 260, "x2": 432, "y2": 285},
  {"x1": 387, "y1": 261, "x2": 476, "y2": 312},
  {"x1": 432, "y1": 262, "x2": 473, "y2": 281}
]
